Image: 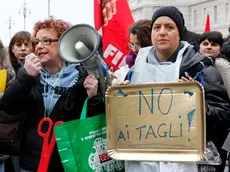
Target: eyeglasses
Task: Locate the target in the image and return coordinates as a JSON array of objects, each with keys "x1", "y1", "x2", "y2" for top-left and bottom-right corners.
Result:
[
  {"x1": 128, "y1": 43, "x2": 141, "y2": 50},
  {"x1": 32, "y1": 38, "x2": 59, "y2": 46}
]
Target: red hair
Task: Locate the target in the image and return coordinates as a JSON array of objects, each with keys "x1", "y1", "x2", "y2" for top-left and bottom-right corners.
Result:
[{"x1": 32, "y1": 16, "x2": 72, "y2": 38}]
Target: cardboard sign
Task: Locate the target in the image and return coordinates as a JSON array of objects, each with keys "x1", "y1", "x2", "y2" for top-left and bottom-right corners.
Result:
[{"x1": 106, "y1": 82, "x2": 206, "y2": 162}]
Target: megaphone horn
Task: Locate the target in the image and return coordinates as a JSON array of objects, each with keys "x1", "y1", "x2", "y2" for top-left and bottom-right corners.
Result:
[
  {"x1": 58, "y1": 24, "x2": 111, "y2": 95},
  {"x1": 58, "y1": 24, "x2": 100, "y2": 64}
]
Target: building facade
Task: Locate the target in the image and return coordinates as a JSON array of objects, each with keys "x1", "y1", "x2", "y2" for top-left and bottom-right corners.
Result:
[{"x1": 128, "y1": 0, "x2": 230, "y2": 37}]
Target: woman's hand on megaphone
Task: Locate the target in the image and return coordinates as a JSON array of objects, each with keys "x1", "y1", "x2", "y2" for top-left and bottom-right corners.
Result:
[
  {"x1": 24, "y1": 53, "x2": 42, "y2": 77},
  {"x1": 84, "y1": 75, "x2": 98, "y2": 98}
]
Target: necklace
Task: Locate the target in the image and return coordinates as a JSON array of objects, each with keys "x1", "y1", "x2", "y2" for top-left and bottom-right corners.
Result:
[{"x1": 43, "y1": 68, "x2": 64, "y2": 118}]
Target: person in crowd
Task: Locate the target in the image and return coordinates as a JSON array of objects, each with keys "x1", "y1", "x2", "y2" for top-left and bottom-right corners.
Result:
[
  {"x1": 124, "y1": 6, "x2": 230, "y2": 172},
  {"x1": 178, "y1": 11, "x2": 201, "y2": 52},
  {"x1": 182, "y1": 26, "x2": 201, "y2": 52},
  {"x1": 111, "y1": 19, "x2": 152, "y2": 85},
  {"x1": 199, "y1": 31, "x2": 224, "y2": 58},
  {"x1": 224, "y1": 35, "x2": 230, "y2": 42},
  {"x1": 198, "y1": 31, "x2": 230, "y2": 95},
  {"x1": 0, "y1": 40, "x2": 15, "y2": 172},
  {"x1": 0, "y1": 40, "x2": 15, "y2": 87},
  {"x1": 223, "y1": 26, "x2": 230, "y2": 42},
  {"x1": 221, "y1": 40, "x2": 230, "y2": 61},
  {"x1": 8, "y1": 31, "x2": 33, "y2": 73},
  {"x1": 1, "y1": 17, "x2": 105, "y2": 171},
  {"x1": 5, "y1": 31, "x2": 33, "y2": 172},
  {"x1": 128, "y1": 19, "x2": 152, "y2": 56},
  {"x1": 198, "y1": 31, "x2": 230, "y2": 172}
]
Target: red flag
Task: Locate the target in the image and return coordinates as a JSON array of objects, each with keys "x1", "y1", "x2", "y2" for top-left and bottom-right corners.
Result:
[
  {"x1": 94, "y1": 0, "x2": 134, "y2": 70},
  {"x1": 204, "y1": 14, "x2": 210, "y2": 32},
  {"x1": 94, "y1": 0, "x2": 103, "y2": 31}
]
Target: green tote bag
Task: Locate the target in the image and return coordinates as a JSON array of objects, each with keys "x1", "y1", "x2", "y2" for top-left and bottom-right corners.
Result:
[{"x1": 54, "y1": 98, "x2": 124, "y2": 172}]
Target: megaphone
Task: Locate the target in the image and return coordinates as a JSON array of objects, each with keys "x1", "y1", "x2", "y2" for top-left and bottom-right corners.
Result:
[{"x1": 58, "y1": 24, "x2": 111, "y2": 95}]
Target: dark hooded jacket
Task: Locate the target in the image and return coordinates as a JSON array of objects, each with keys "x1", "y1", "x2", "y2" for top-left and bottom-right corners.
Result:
[
  {"x1": 181, "y1": 27, "x2": 201, "y2": 52},
  {"x1": 221, "y1": 40, "x2": 230, "y2": 61},
  {"x1": 180, "y1": 45, "x2": 230, "y2": 143}
]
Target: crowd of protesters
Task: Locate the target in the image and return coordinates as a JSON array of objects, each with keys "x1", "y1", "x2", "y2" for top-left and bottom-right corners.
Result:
[{"x1": 0, "y1": 5, "x2": 230, "y2": 172}]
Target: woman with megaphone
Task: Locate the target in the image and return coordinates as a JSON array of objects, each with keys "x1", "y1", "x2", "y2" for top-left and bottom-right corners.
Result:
[{"x1": 1, "y1": 17, "x2": 105, "y2": 172}]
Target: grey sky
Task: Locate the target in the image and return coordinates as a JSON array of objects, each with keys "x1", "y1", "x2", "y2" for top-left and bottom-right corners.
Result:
[{"x1": 0, "y1": 0, "x2": 94, "y2": 46}]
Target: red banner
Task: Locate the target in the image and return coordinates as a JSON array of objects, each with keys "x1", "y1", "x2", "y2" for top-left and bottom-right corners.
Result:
[
  {"x1": 204, "y1": 14, "x2": 211, "y2": 32},
  {"x1": 94, "y1": 0, "x2": 134, "y2": 70}
]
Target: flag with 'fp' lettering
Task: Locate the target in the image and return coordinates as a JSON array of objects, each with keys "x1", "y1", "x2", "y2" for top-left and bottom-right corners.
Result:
[{"x1": 94, "y1": 0, "x2": 134, "y2": 70}]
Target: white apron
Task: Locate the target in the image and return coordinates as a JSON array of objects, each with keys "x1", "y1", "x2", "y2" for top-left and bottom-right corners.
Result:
[
  {"x1": 126, "y1": 42, "x2": 198, "y2": 172},
  {"x1": 131, "y1": 42, "x2": 189, "y2": 84}
]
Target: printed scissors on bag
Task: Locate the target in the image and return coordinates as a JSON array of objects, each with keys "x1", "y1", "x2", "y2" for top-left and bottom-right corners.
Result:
[{"x1": 37, "y1": 117, "x2": 63, "y2": 172}]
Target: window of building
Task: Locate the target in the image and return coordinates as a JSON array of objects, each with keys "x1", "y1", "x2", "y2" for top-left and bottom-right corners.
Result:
[
  {"x1": 225, "y1": 3, "x2": 229, "y2": 21},
  {"x1": 203, "y1": 8, "x2": 206, "y2": 24},
  {"x1": 193, "y1": 10, "x2": 197, "y2": 27},
  {"x1": 213, "y1": 5, "x2": 217, "y2": 24}
]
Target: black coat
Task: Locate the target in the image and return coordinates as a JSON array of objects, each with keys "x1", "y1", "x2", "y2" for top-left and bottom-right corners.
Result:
[
  {"x1": 1, "y1": 65, "x2": 105, "y2": 171},
  {"x1": 221, "y1": 40, "x2": 230, "y2": 61},
  {"x1": 182, "y1": 27, "x2": 201, "y2": 52},
  {"x1": 180, "y1": 46, "x2": 230, "y2": 171},
  {"x1": 180, "y1": 45, "x2": 230, "y2": 146}
]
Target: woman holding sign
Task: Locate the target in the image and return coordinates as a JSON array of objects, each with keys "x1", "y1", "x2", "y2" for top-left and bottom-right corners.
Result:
[{"x1": 126, "y1": 6, "x2": 230, "y2": 172}]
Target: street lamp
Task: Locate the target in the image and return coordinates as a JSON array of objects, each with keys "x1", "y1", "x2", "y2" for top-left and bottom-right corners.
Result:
[
  {"x1": 19, "y1": 0, "x2": 31, "y2": 30},
  {"x1": 5, "y1": 15, "x2": 15, "y2": 39},
  {"x1": 48, "y1": 0, "x2": 51, "y2": 18}
]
